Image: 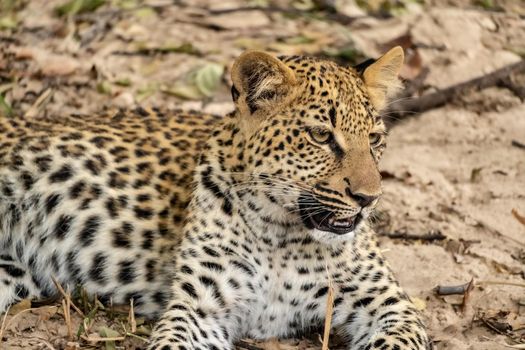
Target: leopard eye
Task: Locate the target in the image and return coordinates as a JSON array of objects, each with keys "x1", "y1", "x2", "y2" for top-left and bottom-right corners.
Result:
[
  {"x1": 308, "y1": 128, "x2": 333, "y2": 145},
  {"x1": 369, "y1": 132, "x2": 383, "y2": 147}
]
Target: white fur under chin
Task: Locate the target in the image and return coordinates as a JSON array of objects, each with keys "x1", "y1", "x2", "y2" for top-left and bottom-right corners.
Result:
[{"x1": 311, "y1": 229, "x2": 355, "y2": 243}]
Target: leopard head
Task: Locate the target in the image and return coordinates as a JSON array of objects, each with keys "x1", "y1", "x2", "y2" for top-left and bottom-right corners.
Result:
[{"x1": 228, "y1": 47, "x2": 404, "y2": 242}]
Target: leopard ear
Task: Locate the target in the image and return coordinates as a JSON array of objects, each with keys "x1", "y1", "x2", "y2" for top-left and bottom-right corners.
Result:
[
  {"x1": 231, "y1": 51, "x2": 296, "y2": 116},
  {"x1": 362, "y1": 46, "x2": 404, "y2": 110}
]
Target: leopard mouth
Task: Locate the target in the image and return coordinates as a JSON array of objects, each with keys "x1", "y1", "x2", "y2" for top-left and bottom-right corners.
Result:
[{"x1": 298, "y1": 194, "x2": 362, "y2": 235}]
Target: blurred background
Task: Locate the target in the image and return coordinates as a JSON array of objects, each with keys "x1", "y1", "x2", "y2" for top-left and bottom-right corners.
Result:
[{"x1": 0, "y1": 0, "x2": 524, "y2": 349}]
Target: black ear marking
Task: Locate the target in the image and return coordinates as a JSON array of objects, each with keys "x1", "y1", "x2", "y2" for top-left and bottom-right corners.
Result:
[
  {"x1": 231, "y1": 86, "x2": 240, "y2": 102},
  {"x1": 354, "y1": 58, "x2": 376, "y2": 75}
]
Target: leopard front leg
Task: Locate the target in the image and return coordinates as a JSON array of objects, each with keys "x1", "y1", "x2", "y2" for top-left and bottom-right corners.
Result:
[
  {"x1": 148, "y1": 299, "x2": 232, "y2": 350},
  {"x1": 148, "y1": 245, "x2": 248, "y2": 350},
  {"x1": 333, "y1": 252, "x2": 430, "y2": 350},
  {"x1": 335, "y1": 286, "x2": 429, "y2": 350}
]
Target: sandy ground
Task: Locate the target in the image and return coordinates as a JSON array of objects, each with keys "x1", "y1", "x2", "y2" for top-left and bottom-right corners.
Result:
[{"x1": 1, "y1": 0, "x2": 524, "y2": 349}]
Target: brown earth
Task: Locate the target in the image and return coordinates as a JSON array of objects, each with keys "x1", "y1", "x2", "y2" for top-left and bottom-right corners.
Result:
[{"x1": 1, "y1": 0, "x2": 524, "y2": 349}]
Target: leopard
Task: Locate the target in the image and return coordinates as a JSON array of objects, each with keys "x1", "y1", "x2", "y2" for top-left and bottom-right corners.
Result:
[{"x1": 0, "y1": 47, "x2": 430, "y2": 350}]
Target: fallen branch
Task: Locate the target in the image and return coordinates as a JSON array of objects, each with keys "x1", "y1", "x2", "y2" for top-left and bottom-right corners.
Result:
[
  {"x1": 498, "y1": 77, "x2": 525, "y2": 101},
  {"x1": 479, "y1": 316, "x2": 512, "y2": 335},
  {"x1": 434, "y1": 281, "x2": 472, "y2": 296},
  {"x1": 380, "y1": 230, "x2": 446, "y2": 241},
  {"x1": 386, "y1": 59, "x2": 525, "y2": 127}
]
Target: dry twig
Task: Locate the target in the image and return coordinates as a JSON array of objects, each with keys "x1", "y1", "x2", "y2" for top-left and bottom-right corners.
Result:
[
  {"x1": 0, "y1": 306, "x2": 10, "y2": 345},
  {"x1": 62, "y1": 298, "x2": 73, "y2": 341},
  {"x1": 479, "y1": 280, "x2": 525, "y2": 288},
  {"x1": 128, "y1": 298, "x2": 137, "y2": 334},
  {"x1": 461, "y1": 278, "x2": 475, "y2": 313},
  {"x1": 322, "y1": 285, "x2": 335, "y2": 350},
  {"x1": 51, "y1": 277, "x2": 85, "y2": 317},
  {"x1": 80, "y1": 335, "x2": 125, "y2": 342},
  {"x1": 23, "y1": 88, "x2": 54, "y2": 119},
  {"x1": 511, "y1": 209, "x2": 525, "y2": 227}
]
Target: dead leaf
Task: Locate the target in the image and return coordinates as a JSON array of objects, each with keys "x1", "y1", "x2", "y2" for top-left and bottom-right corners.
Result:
[
  {"x1": 65, "y1": 342, "x2": 80, "y2": 350},
  {"x1": 12, "y1": 47, "x2": 34, "y2": 60},
  {"x1": 9, "y1": 299, "x2": 31, "y2": 314},
  {"x1": 33, "y1": 305, "x2": 59, "y2": 321},
  {"x1": 470, "y1": 167, "x2": 483, "y2": 183},
  {"x1": 411, "y1": 297, "x2": 427, "y2": 311},
  {"x1": 260, "y1": 338, "x2": 282, "y2": 350},
  {"x1": 381, "y1": 33, "x2": 423, "y2": 80},
  {"x1": 206, "y1": 11, "x2": 270, "y2": 29},
  {"x1": 38, "y1": 54, "x2": 80, "y2": 77}
]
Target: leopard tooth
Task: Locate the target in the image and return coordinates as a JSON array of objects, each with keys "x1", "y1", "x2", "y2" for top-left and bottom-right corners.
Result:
[{"x1": 333, "y1": 219, "x2": 348, "y2": 227}]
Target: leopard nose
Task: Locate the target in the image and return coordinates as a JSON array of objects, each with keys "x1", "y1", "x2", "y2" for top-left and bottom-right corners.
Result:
[{"x1": 345, "y1": 188, "x2": 378, "y2": 207}]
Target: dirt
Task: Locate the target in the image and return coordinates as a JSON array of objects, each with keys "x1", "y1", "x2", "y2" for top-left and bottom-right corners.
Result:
[{"x1": 1, "y1": 0, "x2": 524, "y2": 349}]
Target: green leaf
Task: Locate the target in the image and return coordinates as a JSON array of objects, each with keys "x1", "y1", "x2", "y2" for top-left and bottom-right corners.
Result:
[
  {"x1": 98, "y1": 326, "x2": 121, "y2": 350},
  {"x1": 55, "y1": 0, "x2": 105, "y2": 17},
  {"x1": 132, "y1": 7, "x2": 156, "y2": 19},
  {"x1": 136, "y1": 83, "x2": 159, "y2": 102},
  {"x1": 163, "y1": 84, "x2": 202, "y2": 100},
  {"x1": 131, "y1": 42, "x2": 200, "y2": 56},
  {"x1": 76, "y1": 298, "x2": 100, "y2": 337},
  {"x1": 96, "y1": 81, "x2": 112, "y2": 94},
  {"x1": 323, "y1": 46, "x2": 364, "y2": 65},
  {"x1": 282, "y1": 35, "x2": 316, "y2": 45},
  {"x1": 194, "y1": 63, "x2": 224, "y2": 97},
  {"x1": 0, "y1": 94, "x2": 13, "y2": 117},
  {"x1": 135, "y1": 324, "x2": 152, "y2": 336},
  {"x1": 164, "y1": 63, "x2": 224, "y2": 100},
  {"x1": 116, "y1": 0, "x2": 139, "y2": 10},
  {"x1": 156, "y1": 43, "x2": 200, "y2": 55},
  {"x1": 114, "y1": 77, "x2": 132, "y2": 87},
  {"x1": 292, "y1": 0, "x2": 316, "y2": 11},
  {"x1": 474, "y1": 0, "x2": 496, "y2": 9},
  {"x1": 0, "y1": 15, "x2": 17, "y2": 30}
]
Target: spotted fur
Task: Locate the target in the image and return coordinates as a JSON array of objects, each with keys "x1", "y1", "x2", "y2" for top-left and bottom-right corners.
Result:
[
  {"x1": 0, "y1": 108, "x2": 219, "y2": 316},
  {"x1": 0, "y1": 48, "x2": 430, "y2": 350}
]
